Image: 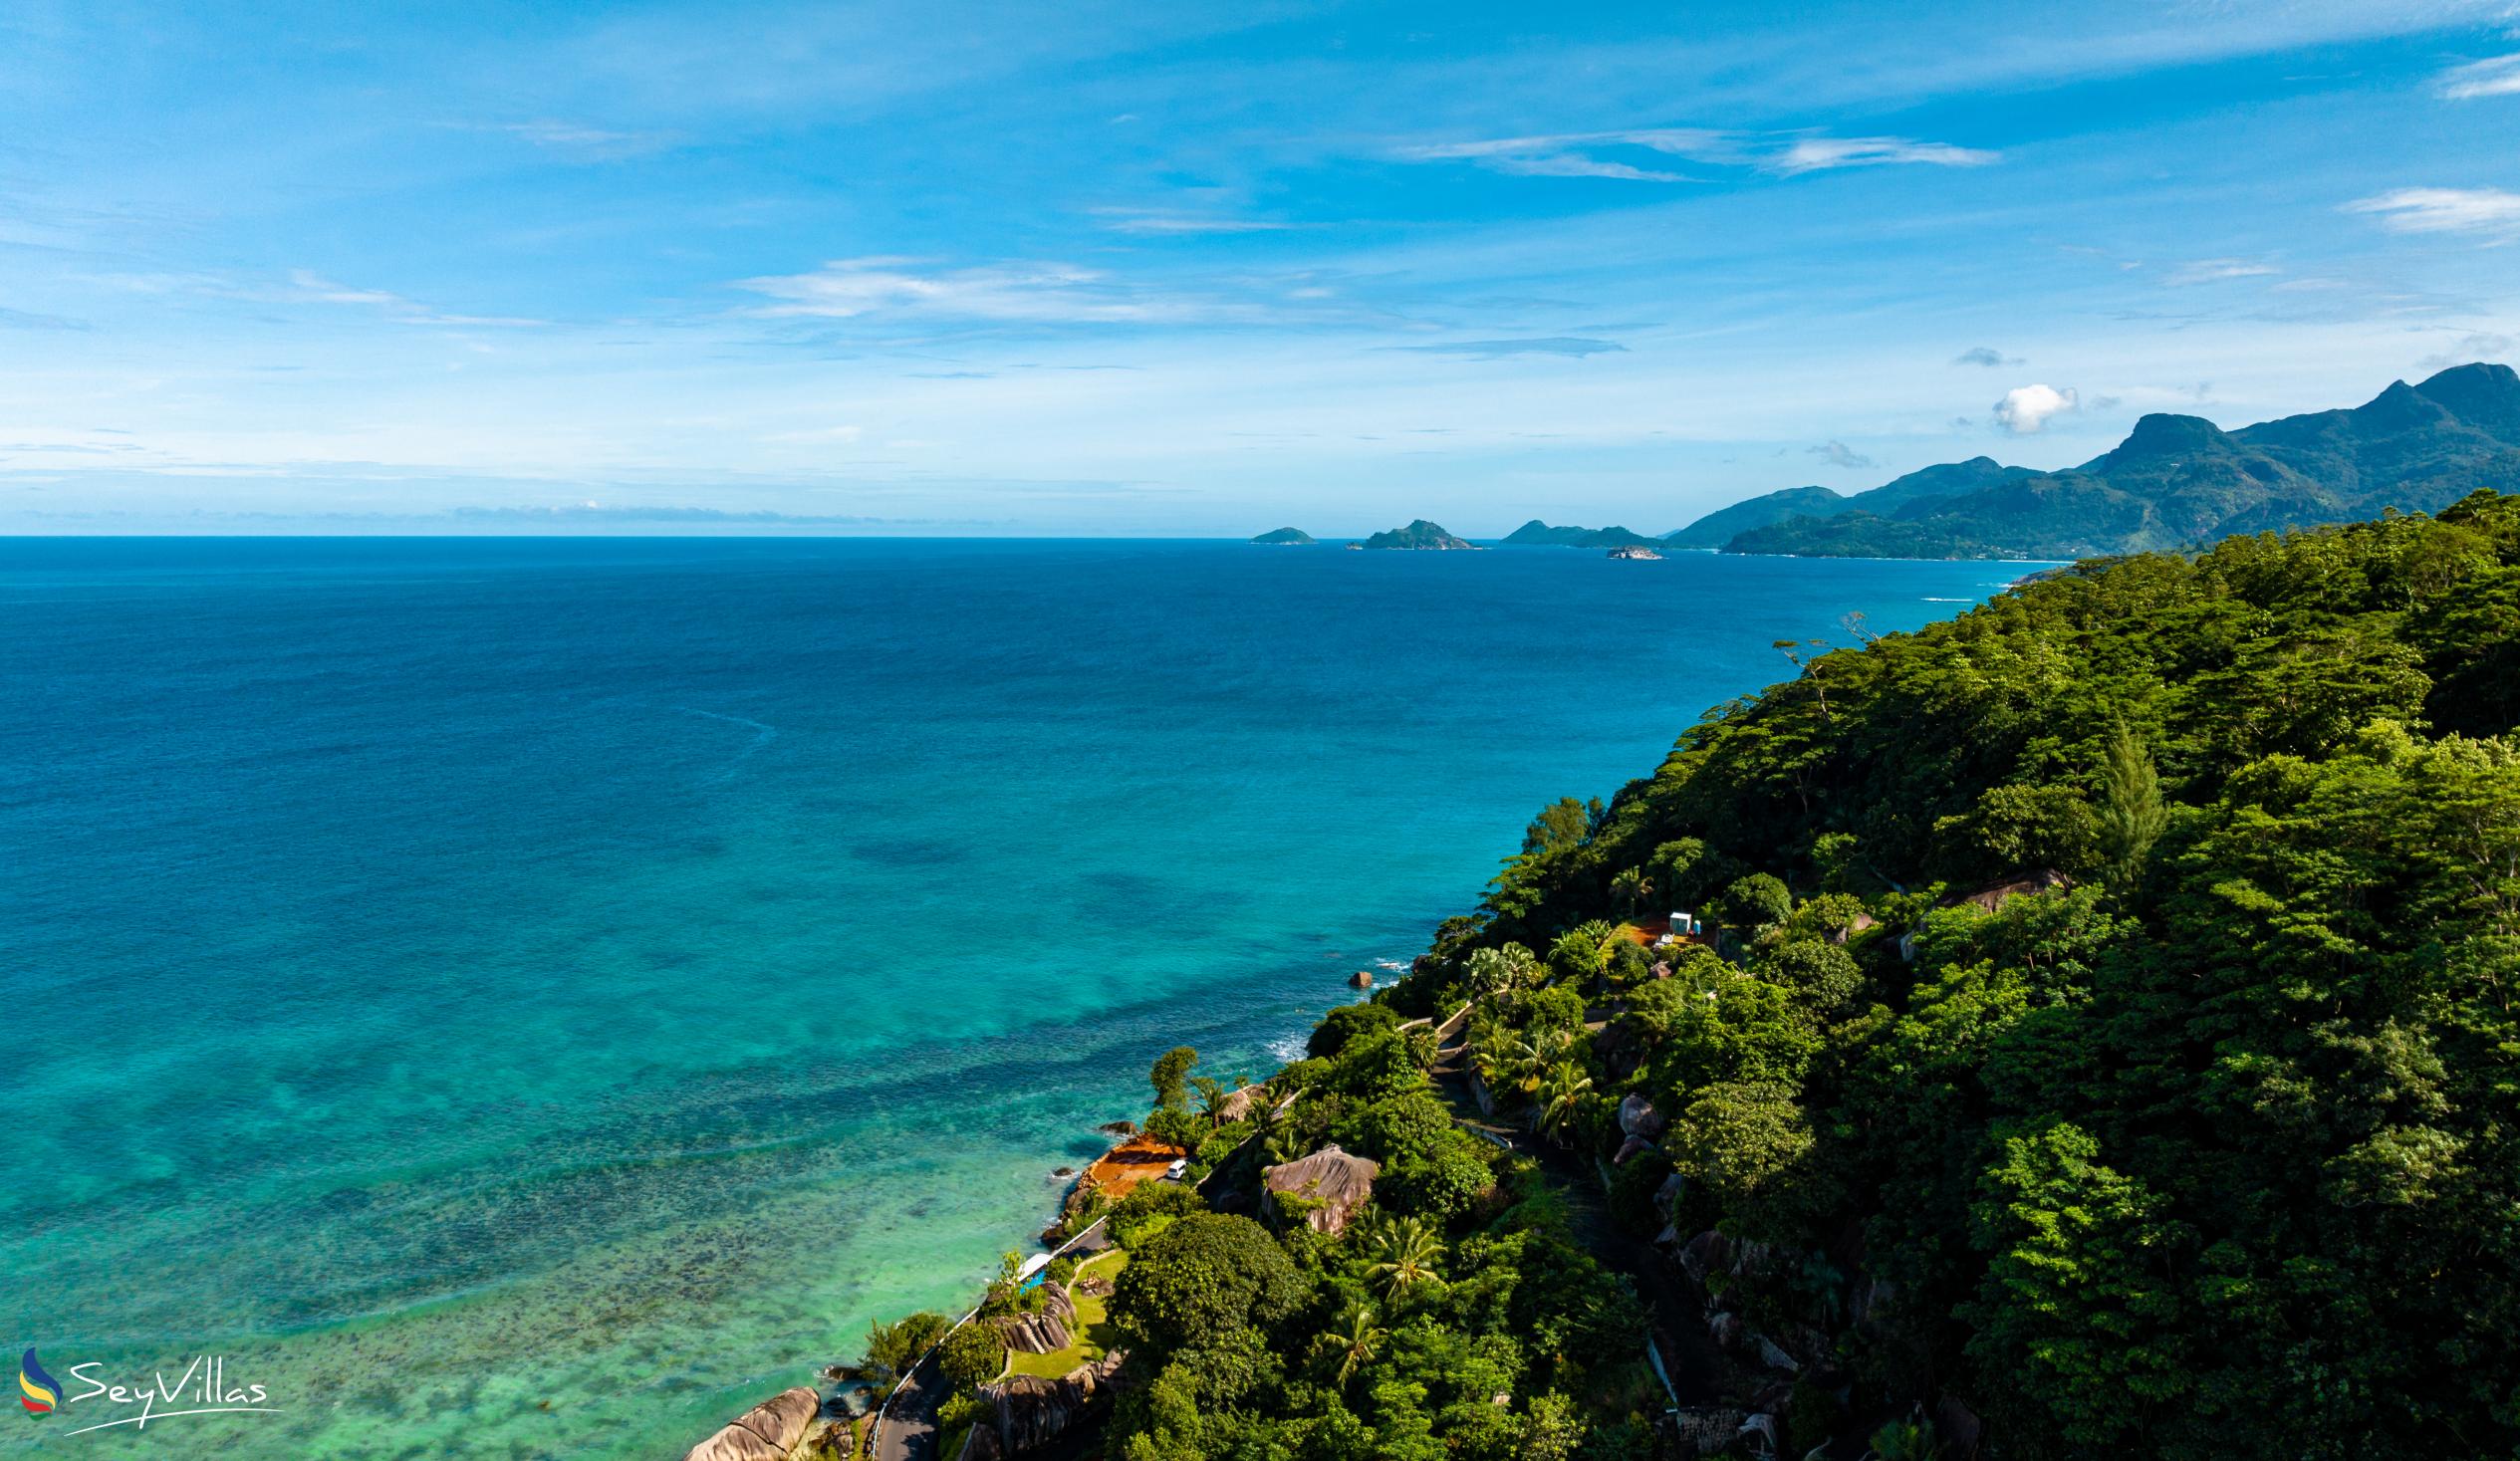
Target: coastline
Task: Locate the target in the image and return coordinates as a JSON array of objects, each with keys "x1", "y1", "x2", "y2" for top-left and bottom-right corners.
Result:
[{"x1": 4, "y1": 541, "x2": 2034, "y2": 1461}]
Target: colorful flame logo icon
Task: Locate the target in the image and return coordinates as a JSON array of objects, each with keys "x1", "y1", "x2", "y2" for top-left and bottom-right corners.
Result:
[{"x1": 19, "y1": 1349, "x2": 61, "y2": 1414}]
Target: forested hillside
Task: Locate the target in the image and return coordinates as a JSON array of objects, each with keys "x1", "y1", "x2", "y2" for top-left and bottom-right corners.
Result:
[
  {"x1": 1385, "y1": 488, "x2": 2520, "y2": 1455},
  {"x1": 907, "y1": 492, "x2": 2518, "y2": 1461}
]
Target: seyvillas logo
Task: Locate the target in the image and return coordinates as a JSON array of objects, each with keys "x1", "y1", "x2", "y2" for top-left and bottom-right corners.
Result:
[
  {"x1": 13, "y1": 1348, "x2": 282, "y2": 1435},
  {"x1": 18, "y1": 1350, "x2": 60, "y2": 1414}
]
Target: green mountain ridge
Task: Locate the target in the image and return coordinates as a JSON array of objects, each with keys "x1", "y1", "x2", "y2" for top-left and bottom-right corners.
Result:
[
  {"x1": 1360, "y1": 519, "x2": 1479, "y2": 550},
  {"x1": 1693, "y1": 364, "x2": 2520, "y2": 558},
  {"x1": 1502, "y1": 520, "x2": 1659, "y2": 548},
  {"x1": 1251, "y1": 527, "x2": 1317, "y2": 545}
]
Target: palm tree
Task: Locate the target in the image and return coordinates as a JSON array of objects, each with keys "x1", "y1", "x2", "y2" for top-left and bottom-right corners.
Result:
[
  {"x1": 1499, "y1": 1035, "x2": 1548, "y2": 1096},
  {"x1": 1610, "y1": 866, "x2": 1645, "y2": 917},
  {"x1": 1536, "y1": 1061, "x2": 1594, "y2": 1145},
  {"x1": 1466, "y1": 942, "x2": 1543, "y2": 1001},
  {"x1": 1472, "y1": 1023, "x2": 1576, "y2": 1109},
  {"x1": 1246, "y1": 1082, "x2": 1282, "y2": 1136},
  {"x1": 1868, "y1": 1415, "x2": 1944, "y2": 1461},
  {"x1": 1323, "y1": 1302, "x2": 1386, "y2": 1389},
  {"x1": 1364, "y1": 1215, "x2": 1443, "y2": 1297},
  {"x1": 1189, "y1": 1076, "x2": 1230, "y2": 1129},
  {"x1": 1550, "y1": 921, "x2": 1618, "y2": 986}
]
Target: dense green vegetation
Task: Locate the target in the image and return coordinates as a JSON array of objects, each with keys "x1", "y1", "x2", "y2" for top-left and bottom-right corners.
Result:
[
  {"x1": 868, "y1": 490, "x2": 2519, "y2": 1459},
  {"x1": 1094, "y1": 1042, "x2": 1657, "y2": 1460},
  {"x1": 1360, "y1": 519, "x2": 1478, "y2": 550},
  {"x1": 1252, "y1": 527, "x2": 1318, "y2": 545},
  {"x1": 1685, "y1": 364, "x2": 2520, "y2": 559},
  {"x1": 1385, "y1": 489, "x2": 2520, "y2": 1456},
  {"x1": 1502, "y1": 520, "x2": 1660, "y2": 549}
]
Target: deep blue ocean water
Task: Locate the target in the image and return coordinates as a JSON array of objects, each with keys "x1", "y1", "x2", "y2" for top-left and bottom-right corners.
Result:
[{"x1": 0, "y1": 538, "x2": 2025, "y2": 1456}]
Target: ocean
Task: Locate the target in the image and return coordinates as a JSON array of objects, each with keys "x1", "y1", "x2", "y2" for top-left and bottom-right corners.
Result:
[{"x1": 0, "y1": 538, "x2": 2025, "y2": 1457}]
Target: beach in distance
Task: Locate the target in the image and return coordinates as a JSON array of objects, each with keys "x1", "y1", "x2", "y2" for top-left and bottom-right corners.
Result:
[{"x1": 0, "y1": 536, "x2": 2022, "y2": 1458}]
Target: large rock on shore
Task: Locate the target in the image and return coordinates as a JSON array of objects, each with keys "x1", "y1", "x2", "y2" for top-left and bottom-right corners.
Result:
[
  {"x1": 1218, "y1": 1083, "x2": 1268, "y2": 1122},
  {"x1": 682, "y1": 1386, "x2": 823, "y2": 1461},
  {"x1": 1261, "y1": 1144, "x2": 1380, "y2": 1236},
  {"x1": 993, "y1": 1285, "x2": 1078, "y2": 1354},
  {"x1": 973, "y1": 1351, "x2": 1129, "y2": 1456}
]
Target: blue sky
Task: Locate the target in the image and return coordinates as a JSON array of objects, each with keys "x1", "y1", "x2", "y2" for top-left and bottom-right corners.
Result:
[{"x1": 6, "y1": 0, "x2": 2520, "y2": 535}]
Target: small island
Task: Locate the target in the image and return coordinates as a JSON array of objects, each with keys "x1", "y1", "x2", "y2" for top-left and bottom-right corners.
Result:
[
  {"x1": 1359, "y1": 519, "x2": 1478, "y2": 550},
  {"x1": 1501, "y1": 520, "x2": 1658, "y2": 549},
  {"x1": 1250, "y1": 527, "x2": 1316, "y2": 545},
  {"x1": 1606, "y1": 544, "x2": 1663, "y2": 560}
]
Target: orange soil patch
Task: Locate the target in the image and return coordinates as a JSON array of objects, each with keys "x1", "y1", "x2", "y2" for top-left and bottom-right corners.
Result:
[
  {"x1": 1082, "y1": 1133, "x2": 1188, "y2": 1202},
  {"x1": 1618, "y1": 918, "x2": 1670, "y2": 946}
]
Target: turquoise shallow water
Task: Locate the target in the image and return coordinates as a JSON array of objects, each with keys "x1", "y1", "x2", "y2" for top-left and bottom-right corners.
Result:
[{"x1": 0, "y1": 538, "x2": 2023, "y2": 1457}]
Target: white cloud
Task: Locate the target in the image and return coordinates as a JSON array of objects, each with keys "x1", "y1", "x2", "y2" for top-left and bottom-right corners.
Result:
[
  {"x1": 1487, "y1": 155, "x2": 1694, "y2": 182},
  {"x1": 491, "y1": 120, "x2": 678, "y2": 159},
  {"x1": 1395, "y1": 129, "x2": 1733, "y2": 182},
  {"x1": 1395, "y1": 129, "x2": 1992, "y2": 182},
  {"x1": 2162, "y1": 258, "x2": 2279, "y2": 286},
  {"x1": 1388, "y1": 337, "x2": 1628, "y2": 359},
  {"x1": 2416, "y1": 332, "x2": 2515, "y2": 371},
  {"x1": 1809, "y1": 439, "x2": 1875, "y2": 468},
  {"x1": 2344, "y1": 187, "x2": 2520, "y2": 238},
  {"x1": 1993, "y1": 383, "x2": 2079, "y2": 434},
  {"x1": 285, "y1": 270, "x2": 543, "y2": 327},
  {"x1": 1770, "y1": 135, "x2": 1998, "y2": 174},
  {"x1": 1090, "y1": 209, "x2": 1294, "y2": 235},
  {"x1": 289, "y1": 269, "x2": 400, "y2": 307},
  {"x1": 736, "y1": 258, "x2": 1202, "y2": 324},
  {"x1": 2438, "y1": 53, "x2": 2520, "y2": 99}
]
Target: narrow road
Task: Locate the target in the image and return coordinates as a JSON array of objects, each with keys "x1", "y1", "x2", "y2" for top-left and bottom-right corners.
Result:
[
  {"x1": 1426, "y1": 1010, "x2": 1721, "y2": 1404},
  {"x1": 873, "y1": 1352, "x2": 943, "y2": 1461}
]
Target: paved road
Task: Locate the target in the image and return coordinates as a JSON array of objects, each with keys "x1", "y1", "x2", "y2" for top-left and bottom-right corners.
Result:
[{"x1": 873, "y1": 1352, "x2": 943, "y2": 1461}]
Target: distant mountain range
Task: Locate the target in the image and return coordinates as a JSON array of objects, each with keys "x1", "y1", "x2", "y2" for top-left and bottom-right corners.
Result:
[
  {"x1": 1668, "y1": 363, "x2": 2520, "y2": 559},
  {"x1": 1500, "y1": 520, "x2": 1659, "y2": 548}
]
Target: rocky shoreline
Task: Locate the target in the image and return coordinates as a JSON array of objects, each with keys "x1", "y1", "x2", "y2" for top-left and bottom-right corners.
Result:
[{"x1": 677, "y1": 1128, "x2": 1165, "y2": 1461}]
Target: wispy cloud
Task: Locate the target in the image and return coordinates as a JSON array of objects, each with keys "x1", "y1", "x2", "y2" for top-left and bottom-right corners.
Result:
[
  {"x1": 763, "y1": 424, "x2": 865, "y2": 444},
  {"x1": 1394, "y1": 128, "x2": 1992, "y2": 182},
  {"x1": 286, "y1": 270, "x2": 544, "y2": 326},
  {"x1": 1090, "y1": 209, "x2": 1296, "y2": 235},
  {"x1": 1769, "y1": 135, "x2": 1997, "y2": 174},
  {"x1": 1993, "y1": 383, "x2": 2079, "y2": 433},
  {"x1": 485, "y1": 120, "x2": 680, "y2": 160},
  {"x1": 1388, "y1": 337, "x2": 1629, "y2": 359},
  {"x1": 2345, "y1": 187, "x2": 2520, "y2": 239},
  {"x1": 0, "y1": 306, "x2": 86, "y2": 331},
  {"x1": 1394, "y1": 129, "x2": 1733, "y2": 183},
  {"x1": 1953, "y1": 346, "x2": 2019, "y2": 367},
  {"x1": 1809, "y1": 439, "x2": 1875, "y2": 469},
  {"x1": 2161, "y1": 258, "x2": 2279, "y2": 286},
  {"x1": 2416, "y1": 331, "x2": 2515, "y2": 371},
  {"x1": 735, "y1": 257, "x2": 1215, "y2": 324},
  {"x1": 2437, "y1": 53, "x2": 2520, "y2": 100}
]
